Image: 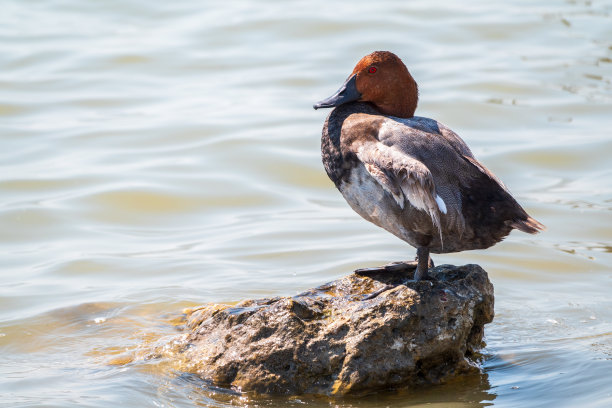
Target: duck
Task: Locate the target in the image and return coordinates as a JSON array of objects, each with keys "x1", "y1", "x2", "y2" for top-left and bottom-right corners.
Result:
[{"x1": 313, "y1": 51, "x2": 544, "y2": 281}]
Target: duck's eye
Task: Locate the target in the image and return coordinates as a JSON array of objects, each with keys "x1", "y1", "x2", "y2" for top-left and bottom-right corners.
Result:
[{"x1": 368, "y1": 66, "x2": 377, "y2": 74}]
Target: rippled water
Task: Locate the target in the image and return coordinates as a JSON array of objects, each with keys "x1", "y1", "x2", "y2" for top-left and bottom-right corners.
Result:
[{"x1": 1, "y1": 0, "x2": 611, "y2": 407}]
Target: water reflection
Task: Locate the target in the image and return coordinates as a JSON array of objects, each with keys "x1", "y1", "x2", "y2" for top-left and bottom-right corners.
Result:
[{"x1": 164, "y1": 371, "x2": 496, "y2": 408}]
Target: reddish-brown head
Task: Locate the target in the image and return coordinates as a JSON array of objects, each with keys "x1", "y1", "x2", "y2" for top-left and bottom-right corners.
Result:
[
  {"x1": 352, "y1": 51, "x2": 418, "y2": 118},
  {"x1": 314, "y1": 51, "x2": 419, "y2": 118}
]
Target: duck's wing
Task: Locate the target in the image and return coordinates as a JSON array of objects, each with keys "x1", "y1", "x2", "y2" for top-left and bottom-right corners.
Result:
[
  {"x1": 432, "y1": 121, "x2": 544, "y2": 234},
  {"x1": 462, "y1": 155, "x2": 545, "y2": 234},
  {"x1": 367, "y1": 118, "x2": 468, "y2": 234},
  {"x1": 377, "y1": 117, "x2": 544, "y2": 241},
  {"x1": 354, "y1": 140, "x2": 446, "y2": 235}
]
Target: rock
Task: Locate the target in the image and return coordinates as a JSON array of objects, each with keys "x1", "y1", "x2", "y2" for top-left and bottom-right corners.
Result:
[{"x1": 148, "y1": 263, "x2": 494, "y2": 396}]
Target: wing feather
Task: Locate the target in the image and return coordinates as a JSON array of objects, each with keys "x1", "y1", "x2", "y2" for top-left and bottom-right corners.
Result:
[{"x1": 356, "y1": 142, "x2": 444, "y2": 239}]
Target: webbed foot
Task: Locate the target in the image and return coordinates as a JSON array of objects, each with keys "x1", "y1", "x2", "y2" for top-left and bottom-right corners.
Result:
[{"x1": 354, "y1": 260, "x2": 417, "y2": 277}]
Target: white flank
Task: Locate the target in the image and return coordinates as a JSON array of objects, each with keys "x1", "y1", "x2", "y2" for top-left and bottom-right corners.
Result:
[{"x1": 435, "y1": 194, "x2": 447, "y2": 214}]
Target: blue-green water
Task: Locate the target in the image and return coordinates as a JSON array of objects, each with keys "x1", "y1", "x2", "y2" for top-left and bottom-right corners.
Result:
[{"x1": 1, "y1": 0, "x2": 611, "y2": 407}]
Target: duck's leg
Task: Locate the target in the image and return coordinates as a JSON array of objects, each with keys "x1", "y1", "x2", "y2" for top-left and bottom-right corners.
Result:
[{"x1": 414, "y1": 246, "x2": 431, "y2": 281}]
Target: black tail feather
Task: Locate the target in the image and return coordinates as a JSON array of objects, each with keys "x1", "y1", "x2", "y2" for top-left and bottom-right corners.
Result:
[{"x1": 507, "y1": 216, "x2": 545, "y2": 234}]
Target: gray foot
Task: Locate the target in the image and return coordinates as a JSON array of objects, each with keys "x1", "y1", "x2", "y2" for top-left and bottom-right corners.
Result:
[{"x1": 354, "y1": 260, "x2": 417, "y2": 276}]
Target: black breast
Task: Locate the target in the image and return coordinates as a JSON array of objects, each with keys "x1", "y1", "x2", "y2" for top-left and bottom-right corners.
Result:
[{"x1": 320, "y1": 102, "x2": 379, "y2": 188}]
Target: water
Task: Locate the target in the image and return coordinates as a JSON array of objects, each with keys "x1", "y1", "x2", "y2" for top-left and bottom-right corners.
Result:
[{"x1": 1, "y1": 0, "x2": 611, "y2": 406}]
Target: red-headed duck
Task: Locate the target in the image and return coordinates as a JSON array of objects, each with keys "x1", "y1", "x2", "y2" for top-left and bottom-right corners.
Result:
[{"x1": 314, "y1": 51, "x2": 544, "y2": 281}]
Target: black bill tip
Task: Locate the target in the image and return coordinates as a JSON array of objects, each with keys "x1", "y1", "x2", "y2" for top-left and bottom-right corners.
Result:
[{"x1": 313, "y1": 74, "x2": 361, "y2": 110}]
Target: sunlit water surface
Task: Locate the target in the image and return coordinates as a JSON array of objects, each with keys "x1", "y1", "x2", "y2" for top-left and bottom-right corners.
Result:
[{"x1": 1, "y1": 0, "x2": 611, "y2": 407}]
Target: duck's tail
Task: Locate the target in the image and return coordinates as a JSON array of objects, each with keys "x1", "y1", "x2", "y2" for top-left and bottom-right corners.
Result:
[{"x1": 507, "y1": 216, "x2": 546, "y2": 234}]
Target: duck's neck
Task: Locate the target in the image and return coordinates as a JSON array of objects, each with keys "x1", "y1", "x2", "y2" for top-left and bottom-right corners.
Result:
[{"x1": 376, "y1": 77, "x2": 419, "y2": 118}]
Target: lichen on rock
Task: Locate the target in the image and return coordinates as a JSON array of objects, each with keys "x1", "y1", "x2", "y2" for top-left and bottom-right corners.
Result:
[{"x1": 145, "y1": 263, "x2": 494, "y2": 396}]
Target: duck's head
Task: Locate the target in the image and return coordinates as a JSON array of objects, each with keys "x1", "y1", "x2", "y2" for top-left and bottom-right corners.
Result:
[{"x1": 313, "y1": 51, "x2": 418, "y2": 118}]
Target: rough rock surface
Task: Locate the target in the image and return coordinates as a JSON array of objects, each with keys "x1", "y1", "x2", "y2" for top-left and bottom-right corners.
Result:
[{"x1": 154, "y1": 263, "x2": 494, "y2": 396}]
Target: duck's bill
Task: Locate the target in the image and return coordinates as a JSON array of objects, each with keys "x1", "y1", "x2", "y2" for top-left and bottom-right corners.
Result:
[{"x1": 313, "y1": 74, "x2": 361, "y2": 110}]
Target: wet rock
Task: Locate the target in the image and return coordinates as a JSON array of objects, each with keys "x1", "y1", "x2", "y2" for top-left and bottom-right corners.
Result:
[{"x1": 155, "y1": 264, "x2": 494, "y2": 396}]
